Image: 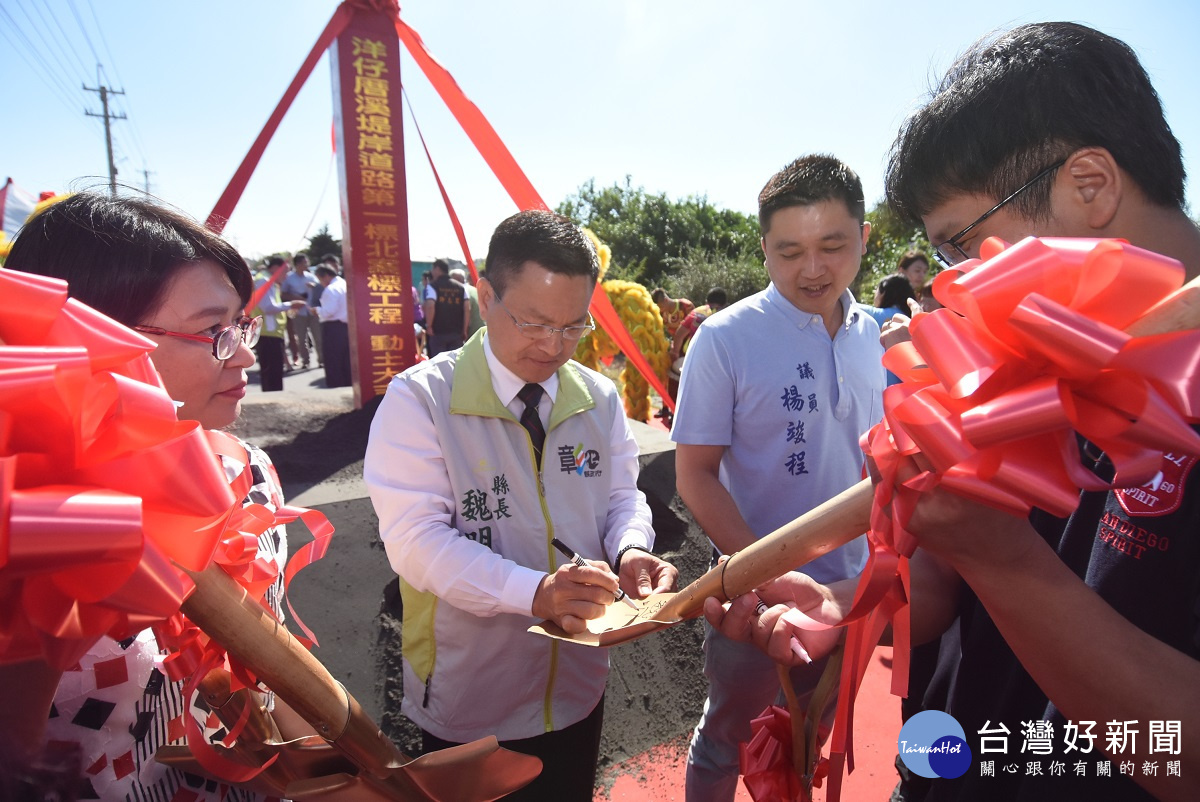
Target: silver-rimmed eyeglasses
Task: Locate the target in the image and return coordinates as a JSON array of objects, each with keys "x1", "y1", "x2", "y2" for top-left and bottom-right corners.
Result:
[{"x1": 493, "y1": 295, "x2": 595, "y2": 341}]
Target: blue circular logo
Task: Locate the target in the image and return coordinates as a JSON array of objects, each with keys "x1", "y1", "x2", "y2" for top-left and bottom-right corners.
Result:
[{"x1": 897, "y1": 711, "x2": 972, "y2": 779}]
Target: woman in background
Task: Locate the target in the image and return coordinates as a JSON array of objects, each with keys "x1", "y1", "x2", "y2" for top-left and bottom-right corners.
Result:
[
  {"x1": 895, "y1": 249, "x2": 930, "y2": 300},
  {"x1": 859, "y1": 274, "x2": 918, "y2": 386}
]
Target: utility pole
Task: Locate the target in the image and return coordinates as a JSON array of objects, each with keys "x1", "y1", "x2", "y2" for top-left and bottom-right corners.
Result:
[
  {"x1": 84, "y1": 78, "x2": 126, "y2": 197},
  {"x1": 141, "y1": 167, "x2": 155, "y2": 195}
]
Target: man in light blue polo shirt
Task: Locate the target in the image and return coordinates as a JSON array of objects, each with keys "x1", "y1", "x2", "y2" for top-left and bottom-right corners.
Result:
[{"x1": 672, "y1": 154, "x2": 884, "y2": 802}]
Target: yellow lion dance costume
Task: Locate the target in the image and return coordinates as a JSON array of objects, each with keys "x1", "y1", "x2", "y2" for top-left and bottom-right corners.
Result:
[{"x1": 573, "y1": 229, "x2": 672, "y2": 421}]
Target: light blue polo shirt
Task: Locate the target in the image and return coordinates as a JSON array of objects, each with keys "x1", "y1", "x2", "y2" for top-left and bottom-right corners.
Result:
[{"x1": 671, "y1": 283, "x2": 884, "y2": 584}]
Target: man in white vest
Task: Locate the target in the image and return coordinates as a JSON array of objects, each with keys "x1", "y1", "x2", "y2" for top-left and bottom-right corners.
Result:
[{"x1": 364, "y1": 209, "x2": 678, "y2": 801}]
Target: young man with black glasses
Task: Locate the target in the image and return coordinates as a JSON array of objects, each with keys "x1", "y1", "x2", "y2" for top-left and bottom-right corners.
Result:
[{"x1": 707, "y1": 22, "x2": 1200, "y2": 802}]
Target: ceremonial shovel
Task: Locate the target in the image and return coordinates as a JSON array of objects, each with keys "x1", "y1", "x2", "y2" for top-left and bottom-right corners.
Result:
[
  {"x1": 532, "y1": 271, "x2": 1200, "y2": 647},
  {"x1": 158, "y1": 564, "x2": 542, "y2": 801}
]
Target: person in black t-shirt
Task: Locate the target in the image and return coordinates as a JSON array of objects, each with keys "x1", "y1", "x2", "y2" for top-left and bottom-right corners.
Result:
[
  {"x1": 423, "y1": 257, "x2": 472, "y2": 357},
  {"x1": 705, "y1": 22, "x2": 1200, "y2": 802}
]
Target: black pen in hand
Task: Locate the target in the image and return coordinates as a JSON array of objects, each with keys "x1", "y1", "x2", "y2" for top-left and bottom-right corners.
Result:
[{"x1": 550, "y1": 538, "x2": 639, "y2": 610}]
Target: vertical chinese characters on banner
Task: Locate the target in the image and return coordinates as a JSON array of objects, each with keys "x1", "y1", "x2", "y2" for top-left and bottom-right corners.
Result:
[{"x1": 332, "y1": 10, "x2": 415, "y2": 404}]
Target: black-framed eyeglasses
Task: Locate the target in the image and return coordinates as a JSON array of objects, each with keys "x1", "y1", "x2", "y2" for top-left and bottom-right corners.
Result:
[
  {"x1": 134, "y1": 315, "x2": 262, "y2": 360},
  {"x1": 493, "y1": 295, "x2": 595, "y2": 342},
  {"x1": 934, "y1": 159, "x2": 1066, "y2": 267}
]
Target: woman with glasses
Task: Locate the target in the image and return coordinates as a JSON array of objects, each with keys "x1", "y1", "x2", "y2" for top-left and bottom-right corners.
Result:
[{"x1": 3, "y1": 191, "x2": 289, "y2": 802}]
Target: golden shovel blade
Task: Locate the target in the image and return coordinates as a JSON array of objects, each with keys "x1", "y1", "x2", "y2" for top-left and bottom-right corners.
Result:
[{"x1": 157, "y1": 736, "x2": 541, "y2": 802}]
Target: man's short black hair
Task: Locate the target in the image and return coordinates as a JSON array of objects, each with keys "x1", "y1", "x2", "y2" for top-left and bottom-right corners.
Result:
[
  {"x1": 483, "y1": 210, "x2": 599, "y2": 297},
  {"x1": 706, "y1": 287, "x2": 728, "y2": 307},
  {"x1": 886, "y1": 22, "x2": 1185, "y2": 223},
  {"x1": 432, "y1": 258, "x2": 450, "y2": 274},
  {"x1": 314, "y1": 265, "x2": 337, "y2": 279},
  {"x1": 266, "y1": 255, "x2": 287, "y2": 268},
  {"x1": 758, "y1": 154, "x2": 865, "y2": 232}
]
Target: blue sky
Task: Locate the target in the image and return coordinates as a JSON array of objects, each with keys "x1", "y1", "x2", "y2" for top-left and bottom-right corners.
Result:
[{"x1": 3, "y1": 1, "x2": 1198, "y2": 261}]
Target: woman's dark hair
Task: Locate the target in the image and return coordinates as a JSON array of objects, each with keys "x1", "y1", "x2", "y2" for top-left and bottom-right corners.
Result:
[
  {"x1": 5, "y1": 192, "x2": 252, "y2": 327},
  {"x1": 896, "y1": 249, "x2": 929, "y2": 273},
  {"x1": 876, "y1": 274, "x2": 917, "y2": 310}
]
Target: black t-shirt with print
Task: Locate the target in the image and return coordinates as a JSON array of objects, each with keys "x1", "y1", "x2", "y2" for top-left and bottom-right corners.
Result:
[{"x1": 926, "y1": 442, "x2": 1200, "y2": 801}]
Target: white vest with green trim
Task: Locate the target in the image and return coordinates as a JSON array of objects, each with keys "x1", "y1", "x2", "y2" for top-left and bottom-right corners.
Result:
[{"x1": 398, "y1": 333, "x2": 626, "y2": 742}]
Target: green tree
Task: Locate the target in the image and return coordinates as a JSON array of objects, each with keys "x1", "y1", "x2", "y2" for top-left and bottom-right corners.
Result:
[
  {"x1": 306, "y1": 224, "x2": 342, "y2": 262},
  {"x1": 661, "y1": 248, "x2": 768, "y2": 307},
  {"x1": 557, "y1": 177, "x2": 760, "y2": 287},
  {"x1": 855, "y1": 200, "x2": 932, "y2": 300}
]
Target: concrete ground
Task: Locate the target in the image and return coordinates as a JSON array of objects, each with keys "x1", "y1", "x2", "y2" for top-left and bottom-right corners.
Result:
[{"x1": 235, "y1": 364, "x2": 899, "y2": 800}]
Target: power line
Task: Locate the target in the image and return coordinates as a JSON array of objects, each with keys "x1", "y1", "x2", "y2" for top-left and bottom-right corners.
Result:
[
  {"x1": 4, "y1": 2, "x2": 87, "y2": 103},
  {"x1": 83, "y1": 3, "x2": 152, "y2": 175},
  {"x1": 85, "y1": 0, "x2": 125, "y2": 92},
  {"x1": 0, "y1": 8, "x2": 88, "y2": 120},
  {"x1": 64, "y1": 0, "x2": 102, "y2": 66},
  {"x1": 31, "y1": 0, "x2": 92, "y2": 78}
]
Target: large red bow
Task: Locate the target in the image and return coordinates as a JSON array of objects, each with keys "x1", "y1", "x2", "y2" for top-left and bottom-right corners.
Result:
[
  {"x1": 879, "y1": 236, "x2": 1200, "y2": 514},
  {"x1": 820, "y1": 237, "x2": 1200, "y2": 801},
  {"x1": 0, "y1": 268, "x2": 335, "y2": 672},
  {"x1": 0, "y1": 268, "x2": 239, "y2": 669}
]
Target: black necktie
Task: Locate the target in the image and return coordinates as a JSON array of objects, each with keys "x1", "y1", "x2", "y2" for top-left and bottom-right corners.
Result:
[{"x1": 517, "y1": 382, "x2": 546, "y2": 467}]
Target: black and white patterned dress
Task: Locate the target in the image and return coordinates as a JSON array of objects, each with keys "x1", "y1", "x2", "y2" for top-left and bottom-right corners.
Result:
[{"x1": 45, "y1": 439, "x2": 288, "y2": 802}]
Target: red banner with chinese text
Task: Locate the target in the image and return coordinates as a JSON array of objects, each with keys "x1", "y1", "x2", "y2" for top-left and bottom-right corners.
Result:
[{"x1": 331, "y1": 9, "x2": 416, "y2": 405}]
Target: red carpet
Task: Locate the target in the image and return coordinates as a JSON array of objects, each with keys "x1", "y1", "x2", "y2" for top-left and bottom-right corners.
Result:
[{"x1": 595, "y1": 647, "x2": 901, "y2": 801}]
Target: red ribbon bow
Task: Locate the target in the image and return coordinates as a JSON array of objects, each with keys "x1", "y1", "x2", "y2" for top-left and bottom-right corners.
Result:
[
  {"x1": 0, "y1": 268, "x2": 240, "y2": 669},
  {"x1": 879, "y1": 236, "x2": 1200, "y2": 513},
  {"x1": 0, "y1": 267, "x2": 337, "y2": 782},
  {"x1": 816, "y1": 237, "x2": 1200, "y2": 801},
  {"x1": 740, "y1": 705, "x2": 828, "y2": 802}
]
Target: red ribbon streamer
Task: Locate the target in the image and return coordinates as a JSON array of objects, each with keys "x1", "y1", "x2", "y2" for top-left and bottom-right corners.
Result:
[
  {"x1": 204, "y1": 2, "x2": 672, "y2": 410},
  {"x1": 394, "y1": 13, "x2": 674, "y2": 411},
  {"x1": 205, "y1": 4, "x2": 355, "y2": 233},
  {"x1": 402, "y1": 88, "x2": 478, "y2": 283},
  {"x1": 244, "y1": 263, "x2": 290, "y2": 319}
]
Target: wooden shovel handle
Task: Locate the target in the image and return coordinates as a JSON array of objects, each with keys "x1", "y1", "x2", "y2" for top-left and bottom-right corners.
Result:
[
  {"x1": 657, "y1": 479, "x2": 874, "y2": 622},
  {"x1": 180, "y1": 565, "x2": 406, "y2": 777},
  {"x1": 656, "y1": 272, "x2": 1200, "y2": 621},
  {"x1": 1124, "y1": 274, "x2": 1200, "y2": 337}
]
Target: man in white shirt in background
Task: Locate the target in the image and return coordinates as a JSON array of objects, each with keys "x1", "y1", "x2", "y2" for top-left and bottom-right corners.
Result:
[
  {"x1": 281, "y1": 253, "x2": 322, "y2": 369},
  {"x1": 313, "y1": 264, "x2": 350, "y2": 388},
  {"x1": 672, "y1": 154, "x2": 884, "y2": 802},
  {"x1": 364, "y1": 209, "x2": 678, "y2": 801}
]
